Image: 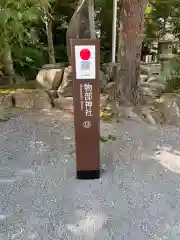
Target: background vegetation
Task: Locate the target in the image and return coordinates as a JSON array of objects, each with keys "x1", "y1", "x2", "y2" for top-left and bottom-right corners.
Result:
[{"x1": 0, "y1": 0, "x2": 180, "y2": 83}]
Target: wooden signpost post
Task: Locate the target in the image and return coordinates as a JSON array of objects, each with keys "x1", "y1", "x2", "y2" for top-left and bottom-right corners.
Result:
[{"x1": 70, "y1": 39, "x2": 100, "y2": 180}]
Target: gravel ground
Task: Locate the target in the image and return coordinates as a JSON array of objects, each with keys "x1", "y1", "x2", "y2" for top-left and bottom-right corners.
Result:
[{"x1": 1, "y1": 109, "x2": 180, "y2": 239}]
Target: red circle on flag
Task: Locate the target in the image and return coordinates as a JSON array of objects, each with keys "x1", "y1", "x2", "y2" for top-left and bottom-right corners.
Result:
[{"x1": 80, "y1": 49, "x2": 91, "y2": 60}]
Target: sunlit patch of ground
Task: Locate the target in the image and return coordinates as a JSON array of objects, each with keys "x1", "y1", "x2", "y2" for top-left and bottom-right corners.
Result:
[{"x1": 155, "y1": 149, "x2": 180, "y2": 174}]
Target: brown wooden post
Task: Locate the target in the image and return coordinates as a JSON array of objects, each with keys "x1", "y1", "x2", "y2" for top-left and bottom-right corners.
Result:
[{"x1": 70, "y1": 39, "x2": 100, "y2": 179}]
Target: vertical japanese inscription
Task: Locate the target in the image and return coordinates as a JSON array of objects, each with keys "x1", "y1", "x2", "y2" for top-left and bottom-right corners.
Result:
[
  {"x1": 79, "y1": 83, "x2": 93, "y2": 117},
  {"x1": 80, "y1": 84, "x2": 83, "y2": 111}
]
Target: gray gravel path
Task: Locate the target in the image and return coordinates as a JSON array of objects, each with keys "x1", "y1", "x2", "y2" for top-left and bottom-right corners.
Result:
[{"x1": 1, "y1": 109, "x2": 180, "y2": 239}]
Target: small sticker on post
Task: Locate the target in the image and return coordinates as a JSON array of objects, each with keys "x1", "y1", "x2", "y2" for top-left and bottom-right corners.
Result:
[{"x1": 75, "y1": 45, "x2": 96, "y2": 79}]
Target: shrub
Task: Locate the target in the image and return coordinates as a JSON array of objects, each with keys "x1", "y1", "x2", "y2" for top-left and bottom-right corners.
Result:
[{"x1": 165, "y1": 53, "x2": 180, "y2": 93}]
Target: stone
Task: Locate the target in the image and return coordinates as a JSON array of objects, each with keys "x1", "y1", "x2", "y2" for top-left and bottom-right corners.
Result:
[
  {"x1": 140, "y1": 64, "x2": 150, "y2": 75},
  {"x1": 160, "y1": 93, "x2": 180, "y2": 125},
  {"x1": 53, "y1": 96, "x2": 73, "y2": 111},
  {"x1": 104, "y1": 82, "x2": 115, "y2": 101},
  {"x1": 58, "y1": 66, "x2": 73, "y2": 97},
  {"x1": 159, "y1": 38, "x2": 176, "y2": 79},
  {"x1": 36, "y1": 68, "x2": 64, "y2": 90},
  {"x1": 12, "y1": 89, "x2": 52, "y2": 109},
  {"x1": 42, "y1": 63, "x2": 68, "y2": 70},
  {"x1": 54, "y1": 94, "x2": 108, "y2": 111},
  {"x1": 146, "y1": 75, "x2": 161, "y2": 84},
  {"x1": 46, "y1": 90, "x2": 58, "y2": 100},
  {"x1": 0, "y1": 76, "x2": 13, "y2": 85},
  {"x1": 142, "y1": 86, "x2": 162, "y2": 98},
  {"x1": 148, "y1": 68, "x2": 160, "y2": 77},
  {"x1": 149, "y1": 102, "x2": 166, "y2": 124},
  {"x1": 140, "y1": 74, "x2": 148, "y2": 83},
  {"x1": 14, "y1": 74, "x2": 26, "y2": 84},
  {"x1": 100, "y1": 71, "x2": 108, "y2": 91},
  {"x1": 140, "y1": 63, "x2": 161, "y2": 77},
  {"x1": 0, "y1": 95, "x2": 14, "y2": 108},
  {"x1": 141, "y1": 80, "x2": 164, "y2": 98},
  {"x1": 100, "y1": 94, "x2": 109, "y2": 108},
  {"x1": 144, "y1": 75, "x2": 165, "y2": 97},
  {"x1": 103, "y1": 63, "x2": 117, "y2": 82},
  {"x1": 66, "y1": 0, "x2": 95, "y2": 63}
]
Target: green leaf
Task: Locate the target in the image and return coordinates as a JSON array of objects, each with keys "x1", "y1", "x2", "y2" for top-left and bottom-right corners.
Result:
[
  {"x1": 0, "y1": 10, "x2": 8, "y2": 26},
  {"x1": 100, "y1": 136, "x2": 109, "y2": 143}
]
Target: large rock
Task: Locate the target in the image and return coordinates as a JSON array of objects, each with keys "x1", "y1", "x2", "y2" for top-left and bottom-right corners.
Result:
[
  {"x1": 141, "y1": 84, "x2": 163, "y2": 98},
  {"x1": 53, "y1": 96, "x2": 73, "y2": 111},
  {"x1": 45, "y1": 90, "x2": 58, "y2": 101},
  {"x1": 14, "y1": 74, "x2": 26, "y2": 84},
  {"x1": 139, "y1": 93, "x2": 180, "y2": 126},
  {"x1": 136, "y1": 102, "x2": 165, "y2": 125},
  {"x1": 141, "y1": 75, "x2": 164, "y2": 98},
  {"x1": 103, "y1": 62, "x2": 117, "y2": 82},
  {"x1": 54, "y1": 94, "x2": 108, "y2": 111},
  {"x1": 140, "y1": 63, "x2": 161, "y2": 76},
  {"x1": 57, "y1": 66, "x2": 108, "y2": 97},
  {"x1": 160, "y1": 93, "x2": 180, "y2": 125},
  {"x1": 12, "y1": 89, "x2": 52, "y2": 109},
  {"x1": 0, "y1": 95, "x2": 14, "y2": 108},
  {"x1": 0, "y1": 76, "x2": 13, "y2": 85},
  {"x1": 57, "y1": 66, "x2": 73, "y2": 97},
  {"x1": 139, "y1": 74, "x2": 148, "y2": 83},
  {"x1": 66, "y1": 0, "x2": 95, "y2": 63},
  {"x1": 100, "y1": 71, "x2": 108, "y2": 91},
  {"x1": 104, "y1": 82, "x2": 115, "y2": 101},
  {"x1": 146, "y1": 75, "x2": 162, "y2": 84},
  {"x1": 42, "y1": 63, "x2": 68, "y2": 70},
  {"x1": 100, "y1": 94, "x2": 109, "y2": 108},
  {"x1": 36, "y1": 68, "x2": 64, "y2": 90}
]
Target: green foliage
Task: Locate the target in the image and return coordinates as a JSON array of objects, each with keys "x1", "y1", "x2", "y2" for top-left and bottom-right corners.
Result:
[
  {"x1": 0, "y1": 0, "x2": 41, "y2": 48},
  {"x1": 144, "y1": 0, "x2": 180, "y2": 44},
  {"x1": 0, "y1": 0, "x2": 48, "y2": 79},
  {"x1": 144, "y1": 0, "x2": 173, "y2": 42},
  {"x1": 165, "y1": 54, "x2": 180, "y2": 92},
  {"x1": 0, "y1": 0, "x2": 79, "y2": 79},
  {"x1": 13, "y1": 45, "x2": 47, "y2": 80},
  {"x1": 172, "y1": 0, "x2": 180, "y2": 39},
  {"x1": 0, "y1": 0, "x2": 118, "y2": 79},
  {"x1": 95, "y1": 0, "x2": 116, "y2": 63},
  {"x1": 100, "y1": 135, "x2": 116, "y2": 143}
]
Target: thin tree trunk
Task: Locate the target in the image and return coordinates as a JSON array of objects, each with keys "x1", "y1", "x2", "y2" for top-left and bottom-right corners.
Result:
[
  {"x1": 2, "y1": 42, "x2": 15, "y2": 83},
  {"x1": 88, "y1": 0, "x2": 96, "y2": 38},
  {"x1": 44, "y1": 6, "x2": 56, "y2": 64},
  {"x1": 115, "y1": 0, "x2": 147, "y2": 105}
]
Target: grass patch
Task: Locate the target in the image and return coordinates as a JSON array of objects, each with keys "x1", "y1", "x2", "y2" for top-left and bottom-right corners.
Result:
[
  {"x1": 100, "y1": 136, "x2": 109, "y2": 143},
  {"x1": 0, "y1": 80, "x2": 38, "y2": 96},
  {"x1": 0, "y1": 89, "x2": 21, "y2": 96},
  {"x1": 100, "y1": 135, "x2": 117, "y2": 143},
  {"x1": 100, "y1": 110, "x2": 114, "y2": 122},
  {"x1": 0, "y1": 80, "x2": 37, "y2": 90}
]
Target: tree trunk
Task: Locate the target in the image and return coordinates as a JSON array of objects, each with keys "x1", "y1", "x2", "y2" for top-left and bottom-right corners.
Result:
[
  {"x1": 115, "y1": 0, "x2": 147, "y2": 105},
  {"x1": 88, "y1": 0, "x2": 96, "y2": 38},
  {"x1": 2, "y1": 42, "x2": 15, "y2": 83},
  {"x1": 44, "y1": 6, "x2": 56, "y2": 64}
]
